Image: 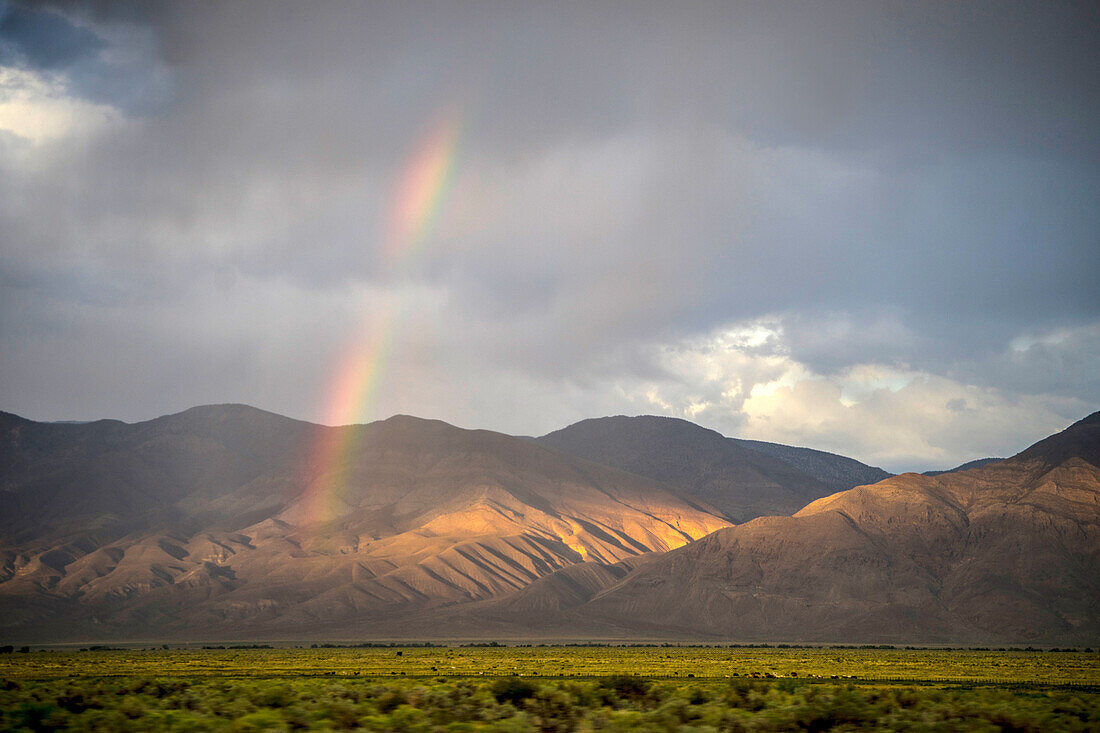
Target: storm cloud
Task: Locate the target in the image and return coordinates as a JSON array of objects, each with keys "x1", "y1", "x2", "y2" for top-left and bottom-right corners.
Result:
[{"x1": 1, "y1": 0, "x2": 1097, "y2": 471}]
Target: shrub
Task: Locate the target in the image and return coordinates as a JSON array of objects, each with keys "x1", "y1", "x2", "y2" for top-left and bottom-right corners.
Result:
[
  {"x1": 598, "y1": 675, "x2": 650, "y2": 701},
  {"x1": 492, "y1": 677, "x2": 538, "y2": 705}
]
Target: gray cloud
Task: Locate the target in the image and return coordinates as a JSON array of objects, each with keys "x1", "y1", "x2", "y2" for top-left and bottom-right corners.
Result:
[{"x1": 1, "y1": 0, "x2": 1097, "y2": 468}]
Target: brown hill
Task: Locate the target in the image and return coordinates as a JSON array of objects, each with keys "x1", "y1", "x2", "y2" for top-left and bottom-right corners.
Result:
[
  {"x1": 565, "y1": 413, "x2": 1100, "y2": 643},
  {"x1": 537, "y1": 416, "x2": 837, "y2": 521},
  {"x1": 0, "y1": 406, "x2": 730, "y2": 641}
]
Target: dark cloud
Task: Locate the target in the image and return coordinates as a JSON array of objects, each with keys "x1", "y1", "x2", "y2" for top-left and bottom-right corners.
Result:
[
  {"x1": 1, "y1": 0, "x2": 171, "y2": 114},
  {"x1": 0, "y1": 4, "x2": 104, "y2": 70}
]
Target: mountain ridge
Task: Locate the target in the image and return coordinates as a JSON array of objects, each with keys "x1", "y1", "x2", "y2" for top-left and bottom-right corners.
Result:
[
  {"x1": 923, "y1": 457, "x2": 1003, "y2": 476},
  {"x1": 1, "y1": 404, "x2": 1096, "y2": 644},
  {"x1": 727, "y1": 437, "x2": 892, "y2": 491},
  {"x1": 556, "y1": 412, "x2": 1100, "y2": 643},
  {"x1": 536, "y1": 415, "x2": 838, "y2": 522},
  {"x1": 0, "y1": 405, "x2": 733, "y2": 641}
]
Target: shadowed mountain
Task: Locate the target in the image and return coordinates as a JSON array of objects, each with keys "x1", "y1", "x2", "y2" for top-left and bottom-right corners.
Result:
[
  {"x1": 537, "y1": 416, "x2": 843, "y2": 521},
  {"x1": 0, "y1": 406, "x2": 730, "y2": 641},
  {"x1": 728, "y1": 438, "x2": 892, "y2": 492},
  {"x1": 561, "y1": 413, "x2": 1100, "y2": 643},
  {"x1": 0, "y1": 405, "x2": 314, "y2": 542},
  {"x1": 924, "y1": 457, "x2": 1003, "y2": 476}
]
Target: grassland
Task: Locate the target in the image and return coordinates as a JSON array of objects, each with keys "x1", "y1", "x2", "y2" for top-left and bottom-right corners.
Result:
[
  {"x1": 1, "y1": 646, "x2": 1097, "y2": 731},
  {"x1": 4, "y1": 646, "x2": 1098, "y2": 685}
]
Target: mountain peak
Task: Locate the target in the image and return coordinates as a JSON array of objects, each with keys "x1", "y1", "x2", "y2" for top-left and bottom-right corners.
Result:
[
  {"x1": 538, "y1": 415, "x2": 830, "y2": 522},
  {"x1": 160, "y1": 402, "x2": 305, "y2": 424},
  {"x1": 544, "y1": 414, "x2": 725, "y2": 440},
  {"x1": 1009, "y1": 411, "x2": 1100, "y2": 468},
  {"x1": 370, "y1": 413, "x2": 461, "y2": 431}
]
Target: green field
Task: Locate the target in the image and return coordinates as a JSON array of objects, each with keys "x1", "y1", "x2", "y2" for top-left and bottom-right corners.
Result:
[
  {"x1": 5, "y1": 646, "x2": 1098, "y2": 686},
  {"x1": 2, "y1": 646, "x2": 1097, "y2": 731}
]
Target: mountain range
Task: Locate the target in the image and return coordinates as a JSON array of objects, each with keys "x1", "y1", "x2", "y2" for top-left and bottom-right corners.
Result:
[{"x1": 0, "y1": 405, "x2": 1096, "y2": 644}]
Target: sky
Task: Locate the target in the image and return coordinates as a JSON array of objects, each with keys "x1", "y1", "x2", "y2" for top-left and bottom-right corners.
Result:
[{"x1": 0, "y1": 0, "x2": 1097, "y2": 472}]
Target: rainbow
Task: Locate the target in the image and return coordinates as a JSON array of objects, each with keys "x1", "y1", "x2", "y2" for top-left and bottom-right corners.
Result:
[
  {"x1": 385, "y1": 109, "x2": 462, "y2": 264},
  {"x1": 301, "y1": 109, "x2": 463, "y2": 525}
]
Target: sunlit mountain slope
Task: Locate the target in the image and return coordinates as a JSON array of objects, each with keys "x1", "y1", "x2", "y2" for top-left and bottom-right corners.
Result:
[
  {"x1": 568, "y1": 413, "x2": 1100, "y2": 643},
  {"x1": 0, "y1": 406, "x2": 730, "y2": 639}
]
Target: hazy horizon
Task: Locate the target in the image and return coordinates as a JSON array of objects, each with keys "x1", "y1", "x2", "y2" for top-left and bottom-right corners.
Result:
[{"x1": 1, "y1": 1, "x2": 1097, "y2": 473}]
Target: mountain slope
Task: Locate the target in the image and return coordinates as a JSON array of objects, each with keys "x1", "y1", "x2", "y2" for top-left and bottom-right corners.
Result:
[
  {"x1": 5, "y1": 406, "x2": 1096, "y2": 644},
  {"x1": 0, "y1": 404, "x2": 312, "y2": 535},
  {"x1": 569, "y1": 413, "x2": 1100, "y2": 643},
  {"x1": 0, "y1": 406, "x2": 731, "y2": 640},
  {"x1": 729, "y1": 438, "x2": 892, "y2": 492},
  {"x1": 537, "y1": 416, "x2": 834, "y2": 521},
  {"x1": 924, "y1": 457, "x2": 1003, "y2": 476}
]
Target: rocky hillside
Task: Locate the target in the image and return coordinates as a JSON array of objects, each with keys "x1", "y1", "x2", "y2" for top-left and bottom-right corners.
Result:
[
  {"x1": 0, "y1": 406, "x2": 730, "y2": 640},
  {"x1": 564, "y1": 413, "x2": 1100, "y2": 643}
]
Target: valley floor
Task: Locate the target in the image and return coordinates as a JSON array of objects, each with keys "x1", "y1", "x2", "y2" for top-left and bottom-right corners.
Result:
[{"x1": 1, "y1": 647, "x2": 1097, "y2": 731}]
